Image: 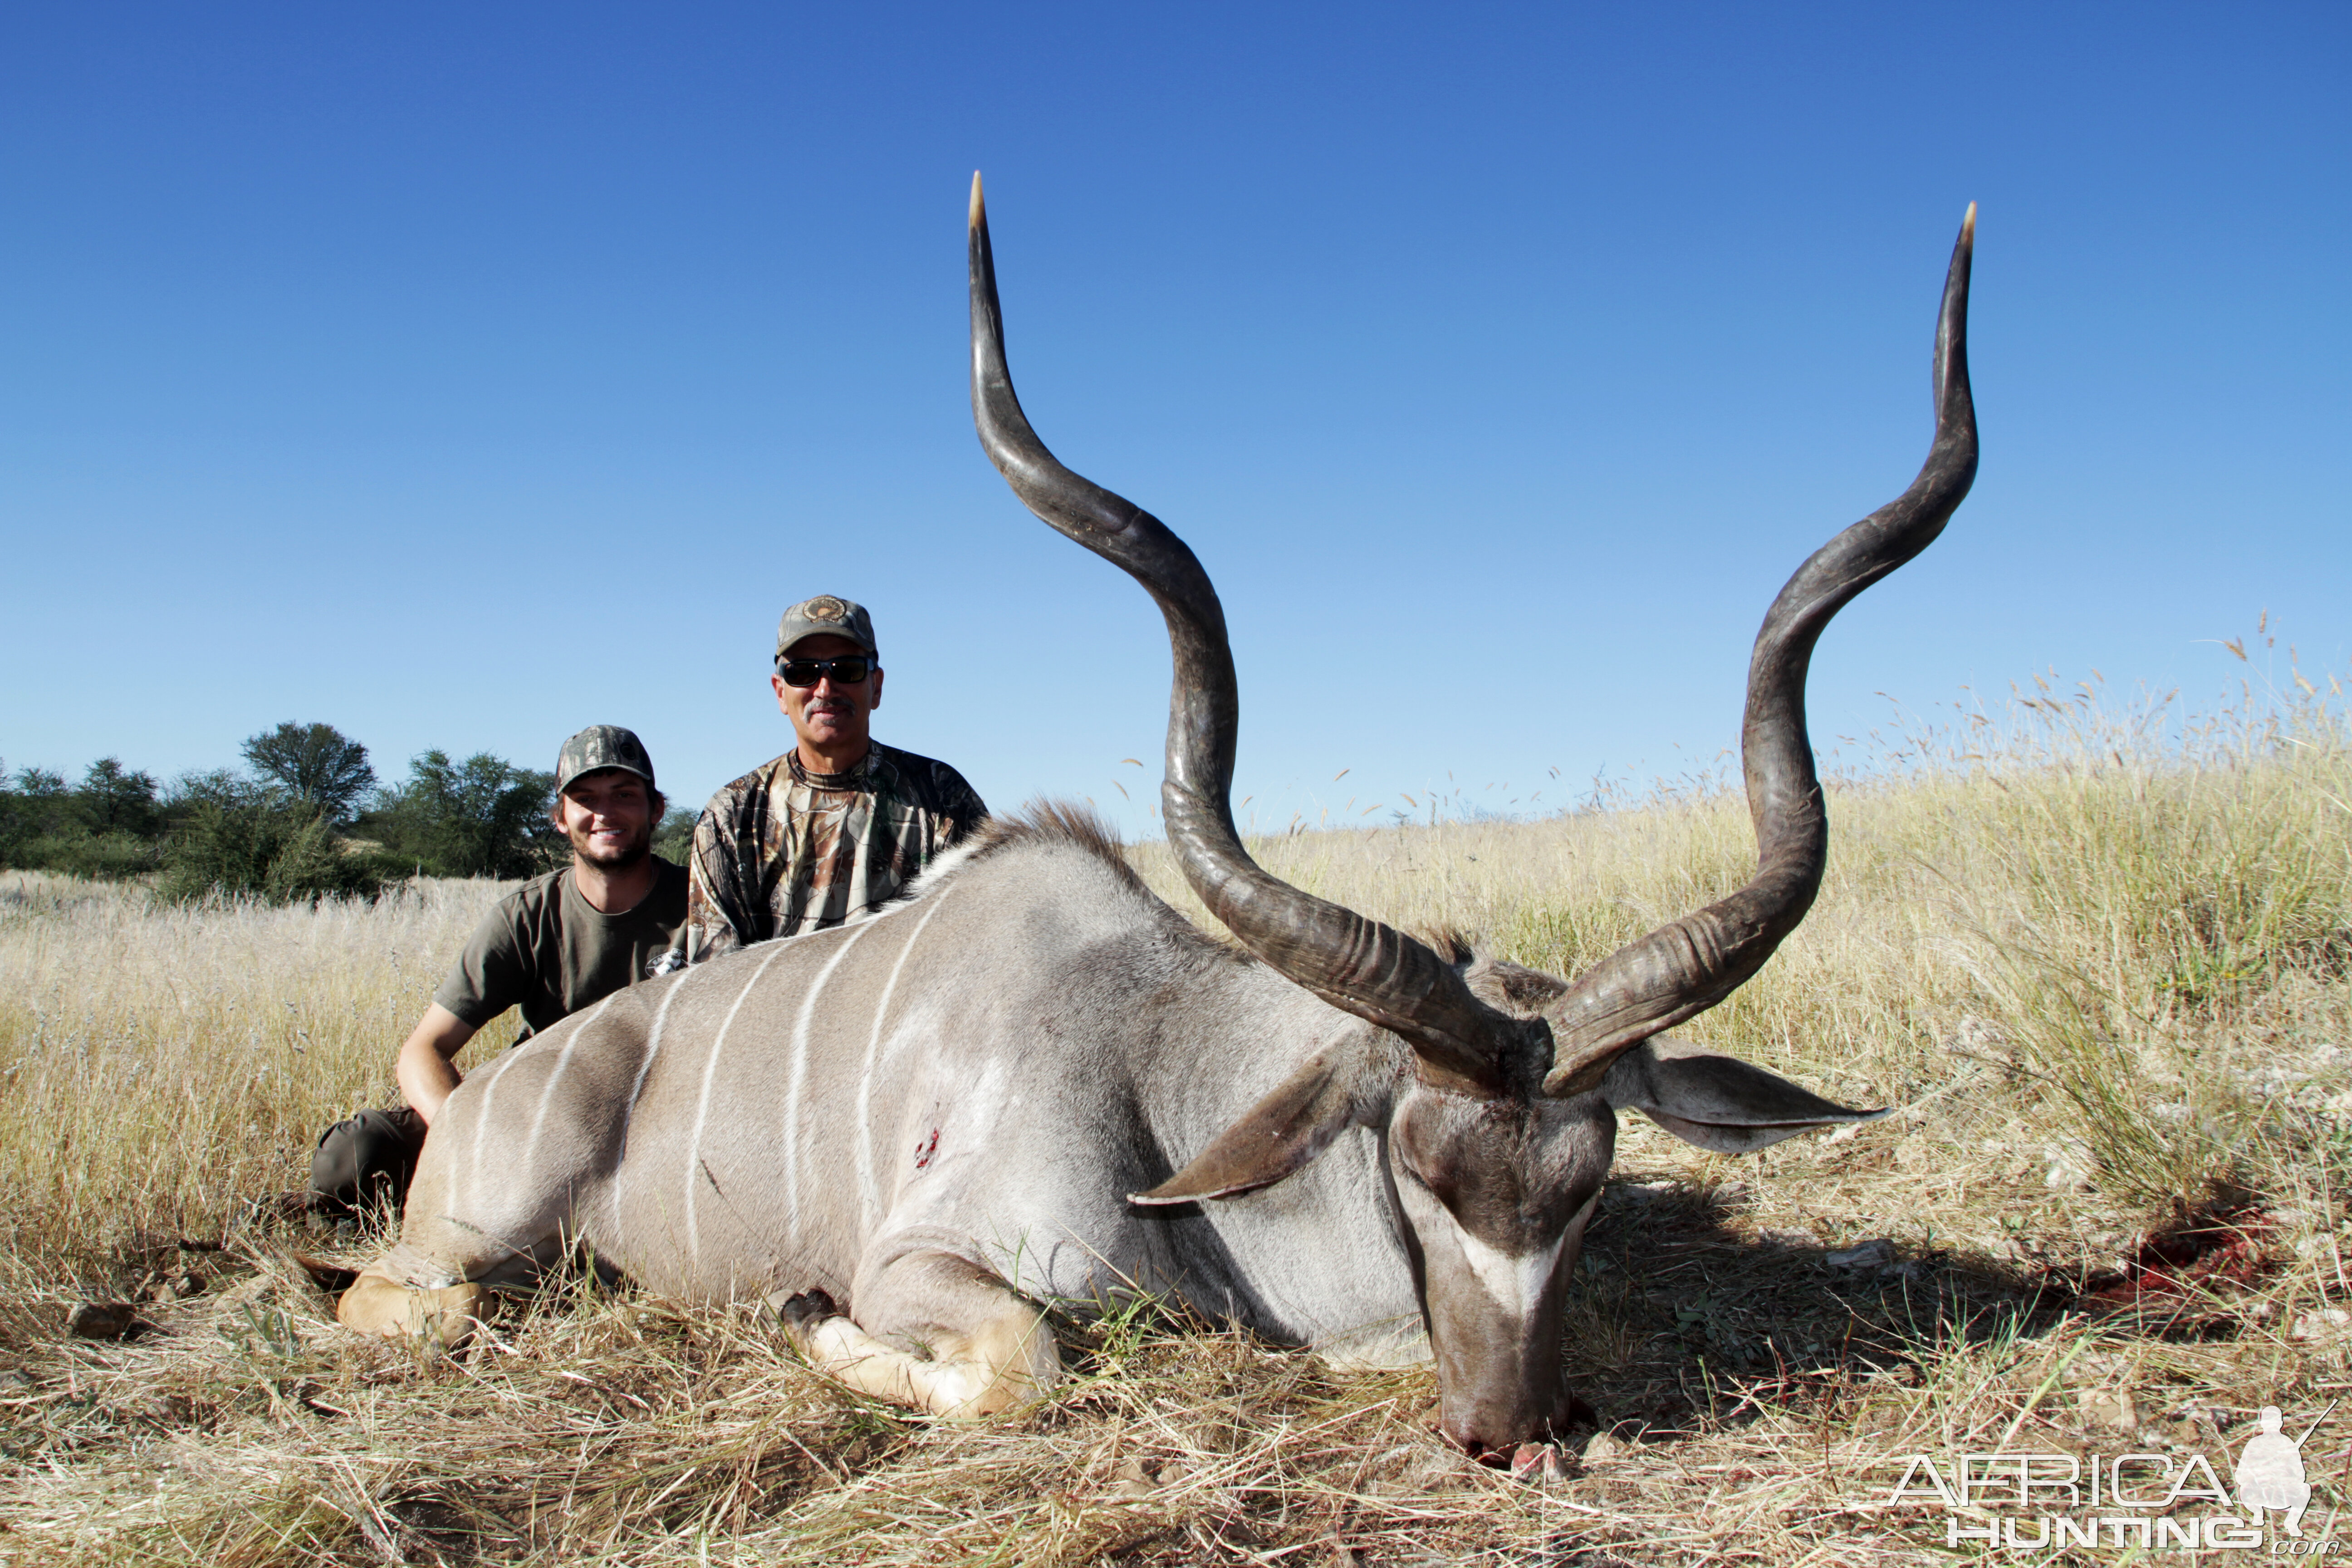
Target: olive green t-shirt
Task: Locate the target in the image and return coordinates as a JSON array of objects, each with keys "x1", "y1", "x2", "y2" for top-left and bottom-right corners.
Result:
[{"x1": 433, "y1": 860, "x2": 691, "y2": 1039}]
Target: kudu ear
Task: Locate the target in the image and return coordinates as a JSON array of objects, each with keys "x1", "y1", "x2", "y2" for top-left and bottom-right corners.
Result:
[
  {"x1": 1130, "y1": 1052, "x2": 1361, "y2": 1205},
  {"x1": 1600, "y1": 1036, "x2": 1888, "y2": 1155}
]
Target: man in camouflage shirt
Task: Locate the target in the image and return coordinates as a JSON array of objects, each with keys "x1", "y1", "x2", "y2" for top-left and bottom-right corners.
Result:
[{"x1": 682, "y1": 595, "x2": 986, "y2": 959}]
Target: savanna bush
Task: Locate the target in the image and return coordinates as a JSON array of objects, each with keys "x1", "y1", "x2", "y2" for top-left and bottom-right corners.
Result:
[{"x1": 156, "y1": 795, "x2": 383, "y2": 904}]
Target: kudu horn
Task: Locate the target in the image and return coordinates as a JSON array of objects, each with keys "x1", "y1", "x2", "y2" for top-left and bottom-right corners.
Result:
[
  {"x1": 967, "y1": 172, "x2": 1517, "y2": 1093},
  {"x1": 1540, "y1": 204, "x2": 1979, "y2": 1096}
]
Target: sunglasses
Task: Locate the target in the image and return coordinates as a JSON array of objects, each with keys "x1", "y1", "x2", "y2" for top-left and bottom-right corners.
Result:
[{"x1": 778, "y1": 655, "x2": 877, "y2": 688}]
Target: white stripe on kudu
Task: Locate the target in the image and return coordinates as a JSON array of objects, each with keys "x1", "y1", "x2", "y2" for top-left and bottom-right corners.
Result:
[
  {"x1": 608, "y1": 973, "x2": 691, "y2": 1239},
  {"x1": 682, "y1": 941, "x2": 792, "y2": 1271},
  {"x1": 520, "y1": 993, "x2": 616, "y2": 1172},
  {"x1": 465, "y1": 1044, "x2": 533, "y2": 1216},
  {"x1": 856, "y1": 886, "x2": 957, "y2": 1222},
  {"x1": 781, "y1": 920, "x2": 880, "y2": 1229}
]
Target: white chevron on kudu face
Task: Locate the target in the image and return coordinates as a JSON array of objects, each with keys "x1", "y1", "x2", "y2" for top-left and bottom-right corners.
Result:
[
  {"x1": 336, "y1": 179, "x2": 1961, "y2": 1458},
  {"x1": 1455, "y1": 1225, "x2": 1570, "y2": 1317}
]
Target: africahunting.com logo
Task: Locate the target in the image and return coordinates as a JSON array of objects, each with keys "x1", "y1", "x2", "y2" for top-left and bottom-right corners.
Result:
[{"x1": 1884, "y1": 1406, "x2": 2332, "y2": 1552}]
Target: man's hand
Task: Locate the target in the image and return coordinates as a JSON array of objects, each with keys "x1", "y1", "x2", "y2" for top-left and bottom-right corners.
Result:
[{"x1": 396, "y1": 1004, "x2": 481, "y2": 1127}]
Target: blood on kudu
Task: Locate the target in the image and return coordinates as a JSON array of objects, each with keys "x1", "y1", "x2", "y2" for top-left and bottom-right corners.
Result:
[{"x1": 334, "y1": 178, "x2": 1977, "y2": 1459}]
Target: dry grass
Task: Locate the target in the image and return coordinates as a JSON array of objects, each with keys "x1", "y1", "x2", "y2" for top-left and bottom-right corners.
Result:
[
  {"x1": 0, "y1": 876, "x2": 524, "y2": 1274},
  {"x1": 3, "y1": 660, "x2": 2349, "y2": 1564}
]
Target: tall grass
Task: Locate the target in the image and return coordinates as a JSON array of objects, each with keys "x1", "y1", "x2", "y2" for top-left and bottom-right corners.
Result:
[{"x1": 0, "y1": 874, "x2": 520, "y2": 1270}]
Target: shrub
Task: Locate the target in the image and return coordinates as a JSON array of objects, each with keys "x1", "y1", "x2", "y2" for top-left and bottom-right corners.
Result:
[
  {"x1": 0, "y1": 762, "x2": 162, "y2": 877},
  {"x1": 3, "y1": 830, "x2": 161, "y2": 880},
  {"x1": 156, "y1": 795, "x2": 383, "y2": 904}
]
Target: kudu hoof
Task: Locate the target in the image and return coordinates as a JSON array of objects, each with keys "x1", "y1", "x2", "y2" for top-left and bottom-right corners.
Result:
[
  {"x1": 335, "y1": 1271, "x2": 487, "y2": 1349},
  {"x1": 773, "y1": 1287, "x2": 840, "y2": 1333}
]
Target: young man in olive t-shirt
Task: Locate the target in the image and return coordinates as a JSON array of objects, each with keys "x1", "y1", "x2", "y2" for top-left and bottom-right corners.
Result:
[{"x1": 308, "y1": 725, "x2": 689, "y2": 1217}]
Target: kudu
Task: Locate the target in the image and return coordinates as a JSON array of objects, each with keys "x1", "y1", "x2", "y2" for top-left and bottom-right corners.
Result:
[{"x1": 339, "y1": 177, "x2": 1978, "y2": 1457}]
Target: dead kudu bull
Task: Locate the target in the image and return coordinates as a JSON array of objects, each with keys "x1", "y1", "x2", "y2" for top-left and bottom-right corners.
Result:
[{"x1": 340, "y1": 178, "x2": 1978, "y2": 1459}]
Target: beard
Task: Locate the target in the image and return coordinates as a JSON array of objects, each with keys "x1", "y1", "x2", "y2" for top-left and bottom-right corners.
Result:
[{"x1": 569, "y1": 818, "x2": 652, "y2": 870}]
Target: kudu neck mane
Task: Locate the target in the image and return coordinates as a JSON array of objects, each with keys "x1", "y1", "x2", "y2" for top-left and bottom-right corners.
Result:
[{"x1": 931, "y1": 802, "x2": 1556, "y2": 1089}]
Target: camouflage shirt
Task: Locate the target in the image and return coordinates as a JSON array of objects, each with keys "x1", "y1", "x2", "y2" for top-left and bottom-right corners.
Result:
[{"x1": 682, "y1": 741, "x2": 987, "y2": 960}]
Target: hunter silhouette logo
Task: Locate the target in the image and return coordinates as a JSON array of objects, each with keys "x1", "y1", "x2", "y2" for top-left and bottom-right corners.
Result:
[{"x1": 2236, "y1": 1406, "x2": 2313, "y2": 1536}]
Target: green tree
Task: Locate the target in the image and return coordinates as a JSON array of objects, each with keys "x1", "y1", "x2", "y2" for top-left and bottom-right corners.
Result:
[
  {"x1": 364, "y1": 750, "x2": 561, "y2": 879},
  {"x1": 161, "y1": 768, "x2": 254, "y2": 818},
  {"x1": 0, "y1": 764, "x2": 69, "y2": 866},
  {"x1": 11, "y1": 764, "x2": 67, "y2": 801},
  {"x1": 0, "y1": 764, "x2": 70, "y2": 844},
  {"x1": 76, "y1": 757, "x2": 160, "y2": 837},
  {"x1": 653, "y1": 806, "x2": 698, "y2": 866},
  {"x1": 241, "y1": 722, "x2": 377, "y2": 823},
  {"x1": 0, "y1": 760, "x2": 161, "y2": 877}
]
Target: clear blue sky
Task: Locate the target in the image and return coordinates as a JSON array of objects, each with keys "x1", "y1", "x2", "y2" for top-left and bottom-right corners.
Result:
[{"x1": 3, "y1": 3, "x2": 2345, "y2": 836}]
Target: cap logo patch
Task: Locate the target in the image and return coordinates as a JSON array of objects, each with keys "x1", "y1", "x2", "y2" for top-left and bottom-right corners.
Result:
[{"x1": 802, "y1": 595, "x2": 848, "y2": 621}]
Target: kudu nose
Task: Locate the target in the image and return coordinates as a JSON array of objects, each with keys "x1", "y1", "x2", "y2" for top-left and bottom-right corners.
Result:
[
  {"x1": 1436, "y1": 1381, "x2": 1583, "y2": 1463},
  {"x1": 1439, "y1": 1412, "x2": 1553, "y2": 1465},
  {"x1": 1435, "y1": 1419, "x2": 1500, "y2": 1465}
]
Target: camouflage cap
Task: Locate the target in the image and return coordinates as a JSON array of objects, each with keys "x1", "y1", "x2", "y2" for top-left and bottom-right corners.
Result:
[
  {"x1": 554, "y1": 725, "x2": 656, "y2": 795},
  {"x1": 775, "y1": 594, "x2": 878, "y2": 663}
]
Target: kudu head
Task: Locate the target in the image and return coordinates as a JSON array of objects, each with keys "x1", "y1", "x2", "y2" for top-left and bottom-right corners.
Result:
[{"x1": 968, "y1": 174, "x2": 1977, "y2": 1457}]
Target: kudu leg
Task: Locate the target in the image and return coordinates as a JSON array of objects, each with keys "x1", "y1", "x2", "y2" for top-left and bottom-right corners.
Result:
[
  {"x1": 332, "y1": 1099, "x2": 579, "y2": 1346},
  {"x1": 333, "y1": 1223, "x2": 564, "y2": 1347},
  {"x1": 779, "y1": 1250, "x2": 1059, "y2": 1419},
  {"x1": 334, "y1": 998, "x2": 645, "y2": 1346}
]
